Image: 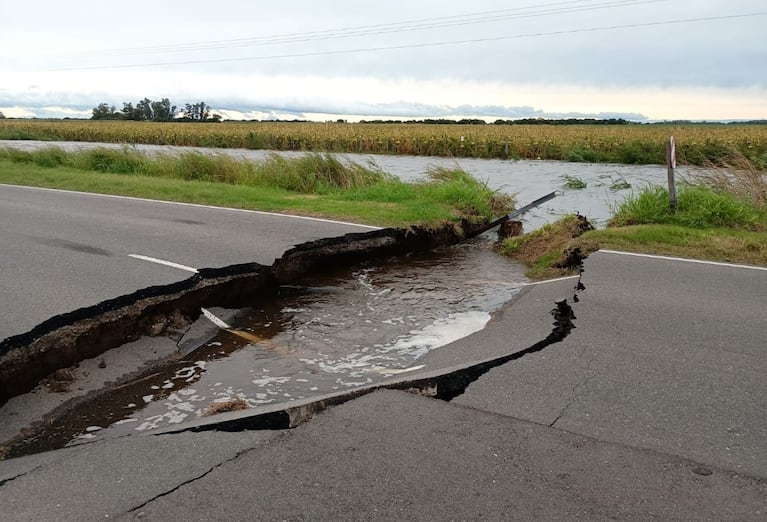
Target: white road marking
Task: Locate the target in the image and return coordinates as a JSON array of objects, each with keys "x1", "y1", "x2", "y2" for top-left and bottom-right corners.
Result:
[
  {"x1": 0, "y1": 183, "x2": 381, "y2": 229},
  {"x1": 520, "y1": 275, "x2": 581, "y2": 286},
  {"x1": 128, "y1": 254, "x2": 199, "y2": 273},
  {"x1": 598, "y1": 249, "x2": 767, "y2": 271},
  {"x1": 201, "y1": 307, "x2": 232, "y2": 329}
]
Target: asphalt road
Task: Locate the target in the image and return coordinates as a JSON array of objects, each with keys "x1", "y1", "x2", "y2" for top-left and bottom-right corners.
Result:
[
  {"x1": 456, "y1": 250, "x2": 767, "y2": 478},
  {"x1": 1, "y1": 253, "x2": 765, "y2": 520},
  {"x1": 0, "y1": 184, "x2": 377, "y2": 341}
]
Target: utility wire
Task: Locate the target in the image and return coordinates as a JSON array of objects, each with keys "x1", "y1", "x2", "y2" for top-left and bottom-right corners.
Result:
[
  {"x1": 64, "y1": 0, "x2": 669, "y2": 58},
  {"x1": 51, "y1": 11, "x2": 766, "y2": 72}
]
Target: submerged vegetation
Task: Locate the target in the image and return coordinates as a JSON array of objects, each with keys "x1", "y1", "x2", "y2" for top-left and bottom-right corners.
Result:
[
  {"x1": 1, "y1": 119, "x2": 766, "y2": 167},
  {"x1": 561, "y1": 174, "x2": 587, "y2": 189},
  {"x1": 0, "y1": 146, "x2": 513, "y2": 228}
]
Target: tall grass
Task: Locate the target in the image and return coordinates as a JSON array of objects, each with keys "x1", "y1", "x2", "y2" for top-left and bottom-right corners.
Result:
[
  {"x1": 421, "y1": 166, "x2": 514, "y2": 218},
  {"x1": 0, "y1": 146, "x2": 513, "y2": 224},
  {"x1": 611, "y1": 185, "x2": 767, "y2": 231},
  {"x1": 252, "y1": 153, "x2": 389, "y2": 193},
  {"x1": 0, "y1": 147, "x2": 389, "y2": 194},
  {"x1": 694, "y1": 153, "x2": 767, "y2": 209},
  {"x1": 611, "y1": 148, "x2": 767, "y2": 231}
]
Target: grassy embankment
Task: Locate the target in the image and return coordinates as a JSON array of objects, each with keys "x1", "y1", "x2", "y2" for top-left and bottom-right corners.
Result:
[
  {"x1": 499, "y1": 157, "x2": 767, "y2": 278},
  {"x1": 0, "y1": 146, "x2": 512, "y2": 229},
  {"x1": 1, "y1": 119, "x2": 766, "y2": 167}
]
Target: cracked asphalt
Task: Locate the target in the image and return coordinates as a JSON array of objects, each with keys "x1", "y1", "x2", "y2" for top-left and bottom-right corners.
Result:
[
  {"x1": 0, "y1": 184, "x2": 376, "y2": 341},
  {"x1": 1, "y1": 250, "x2": 766, "y2": 520}
]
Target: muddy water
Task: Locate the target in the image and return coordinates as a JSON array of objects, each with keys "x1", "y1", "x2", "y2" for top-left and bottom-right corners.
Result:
[
  {"x1": 18, "y1": 240, "x2": 527, "y2": 452},
  {"x1": 0, "y1": 139, "x2": 703, "y2": 230}
]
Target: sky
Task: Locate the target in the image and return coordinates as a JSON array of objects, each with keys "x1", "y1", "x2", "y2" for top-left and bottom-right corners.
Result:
[{"x1": 1, "y1": 0, "x2": 766, "y2": 122}]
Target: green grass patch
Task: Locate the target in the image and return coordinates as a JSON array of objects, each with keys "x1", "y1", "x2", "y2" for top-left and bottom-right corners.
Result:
[
  {"x1": 610, "y1": 185, "x2": 767, "y2": 231},
  {"x1": 561, "y1": 174, "x2": 587, "y2": 189},
  {"x1": 582, "y1": 225, "x2": 767, "y2": 266},
  {"x1": 0, "y1": 128, "x2": 58, "y2": 141},
  {"x1": 0, "y1": 147, "x2": 513, "y2": 228}
]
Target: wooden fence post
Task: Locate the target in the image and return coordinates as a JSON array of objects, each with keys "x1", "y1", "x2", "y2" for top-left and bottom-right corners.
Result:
[{"x1": 666, "y1": 136, "x2": 677, "y2": 212}]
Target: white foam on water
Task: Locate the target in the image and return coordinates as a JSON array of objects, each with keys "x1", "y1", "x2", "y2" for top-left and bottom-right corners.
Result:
[
  {"x1": 252, "y1": 376, "x2": 291, "y2": 387},
  {"x1": 316, "y1": 310, "x2": 491, "y2": 374},
  {"x1": 384, "y1": 311, "x2": 491, "y2": 359}
]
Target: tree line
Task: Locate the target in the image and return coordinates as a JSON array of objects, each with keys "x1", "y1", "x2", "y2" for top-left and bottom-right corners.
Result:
[
  {"x1": 358, "y1": 118, "x2": 635, "y2": 125},
  {"x1": 91, "y1": 98, "x2": 221, "y2": 122}
]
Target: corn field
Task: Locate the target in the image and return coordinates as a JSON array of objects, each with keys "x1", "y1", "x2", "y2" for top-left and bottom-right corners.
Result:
[{"x1": 1, "y1": 120, "x2": 765, "y2": 167}]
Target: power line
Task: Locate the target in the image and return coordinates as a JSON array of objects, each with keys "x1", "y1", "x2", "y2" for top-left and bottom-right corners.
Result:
[
  {"x1": 51, "y1": 11, "x2": 765, "y2": 72},
  {"x1": 64, "y1": 0, "x2": 669, "y2": 58}
]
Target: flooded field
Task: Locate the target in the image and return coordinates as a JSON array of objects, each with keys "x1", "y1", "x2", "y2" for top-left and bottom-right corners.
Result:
[{"x1": 0, "y1": 139, "x2": 701, "y2": 230}]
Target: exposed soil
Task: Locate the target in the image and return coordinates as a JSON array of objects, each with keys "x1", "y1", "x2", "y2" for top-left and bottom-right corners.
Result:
[{"x1": 497, "y1": 214, "x2": 597, "y2": 279}]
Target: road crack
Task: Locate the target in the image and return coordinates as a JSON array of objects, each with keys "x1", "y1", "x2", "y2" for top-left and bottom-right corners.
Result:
[
  {"x1": 549, "y1": 359, "x2": 601, "y2": 428},
  {"x1": 0, "y1": 465, "x2": 43, "y2": 488},
  {"x1": 125, "y1": 445, "x2": 258, "y2": 516}
]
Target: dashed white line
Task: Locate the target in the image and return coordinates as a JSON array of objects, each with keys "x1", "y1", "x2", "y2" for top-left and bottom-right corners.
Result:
[
  {"x1": 598, "y1": 249, "x2": 767, "y2": 271},
  {"x1": 128, "y1": 254, "x2": 199, "y2": 273}
]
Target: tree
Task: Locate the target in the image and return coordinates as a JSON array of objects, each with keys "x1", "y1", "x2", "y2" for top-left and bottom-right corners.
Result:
[
  {"x1": 121, "y1": 102, "x2": 139, "y2": 120},
  {"x1": 0, "y1": 111, "x2": 5, "y2": 119},
  {"x1": 150, "y1": 98, "x2": 176, "y2": 122},
  {"x1": 184, "y1": 102, "x2": 214, "y2": 121},
  {"x1": 91, "y1": 103, "x2": 119, "y2": 120},
  {"x1": 136, "y1": 98, "x2": 154, "y2": 121}
]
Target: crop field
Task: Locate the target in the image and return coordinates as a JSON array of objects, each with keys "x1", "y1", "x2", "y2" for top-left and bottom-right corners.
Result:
[{"x1": 1, "y1": 119, "x2": 765, "y2": 167}]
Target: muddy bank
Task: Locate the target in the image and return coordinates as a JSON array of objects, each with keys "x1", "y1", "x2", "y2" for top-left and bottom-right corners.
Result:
[{"x1": 0, "y1": 219, "x2": 495, "y2": 408}]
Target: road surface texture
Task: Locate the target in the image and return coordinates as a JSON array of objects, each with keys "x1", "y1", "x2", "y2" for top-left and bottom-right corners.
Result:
[
  {"x1": 0, "y1": 184, "x2": 376, "y2": 341},
  {"x1": 1, "y1": 250, "x2": 765, "y2": 520}
]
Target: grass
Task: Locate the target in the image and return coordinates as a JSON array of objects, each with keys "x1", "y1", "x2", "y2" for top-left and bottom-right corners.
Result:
[
  {"x1": 592, "y1": 174, "x2": 632, "y2": 191},
  {"x1": 497, "y1": 215, "x2": 598, "y2": 279},
  {"x1": 582, "y1": 225, "x2": 767, "y2": 266},
  {"x1": 561, "y1": 174, "x2": 587, "y2": 189},
  {"x1": 608, "y1": 179, "x2": 632, "y2": 191},
  {"x1": 501, "y1": 157, "x2": 767, "y2": 277},
  {"x1": 0, "y1": 146, "x2": 390, "y2": 193},
  {"x1": 610, "y1": 185, "x2": 767, "y2": 231},
  {"x1": 0, "y1": 147, "x2": 514, "y2": 228}
]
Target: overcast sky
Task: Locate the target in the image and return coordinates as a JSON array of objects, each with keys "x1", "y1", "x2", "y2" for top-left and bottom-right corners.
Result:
[{"x1": 1, "y1": 0, "x2": 765, "y2": 121}]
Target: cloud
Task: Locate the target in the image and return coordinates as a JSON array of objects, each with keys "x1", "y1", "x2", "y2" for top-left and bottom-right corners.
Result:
[
  {"x1": 213, "y1": 100, "x2": 647, "y2": 122},
  {"x1": 2, "y1": 0, "x2": 767, "y2": 126}
]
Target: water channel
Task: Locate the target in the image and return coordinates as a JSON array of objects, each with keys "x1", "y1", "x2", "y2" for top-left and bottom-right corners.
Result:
[
  {"x1": 15, "y1": 240, "x2": 530, "y2": 453},
  {"x1": 1, "y1": 139, "x2": 703, "y2": 230}
]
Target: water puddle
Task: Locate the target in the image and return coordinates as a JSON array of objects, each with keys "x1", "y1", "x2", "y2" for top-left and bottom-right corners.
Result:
[{"x1": 15, "y1": 240, "x2": 527, "y2": 453}]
